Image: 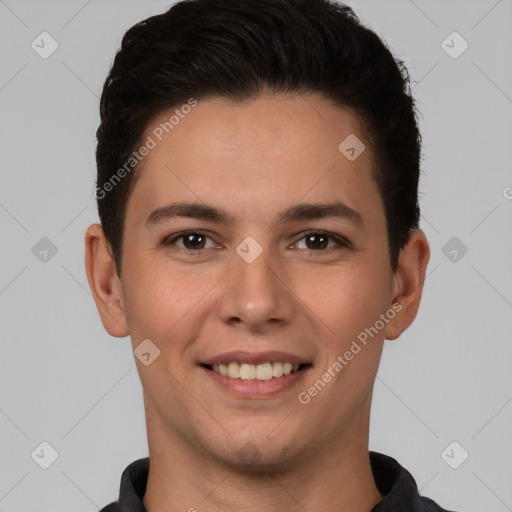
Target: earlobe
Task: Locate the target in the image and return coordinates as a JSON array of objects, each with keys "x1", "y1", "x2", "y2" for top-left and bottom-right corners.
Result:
[
  {"x1": 384, "y1": 229, "x2": 430, "y2": 341},
  {"x1": 85, "y1": 224, "x2": 130, "y2": 338}
]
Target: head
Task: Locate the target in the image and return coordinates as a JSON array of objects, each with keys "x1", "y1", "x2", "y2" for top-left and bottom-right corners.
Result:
[{"x1": 86, "y1": 0, "x2": 429, "y2": 471}]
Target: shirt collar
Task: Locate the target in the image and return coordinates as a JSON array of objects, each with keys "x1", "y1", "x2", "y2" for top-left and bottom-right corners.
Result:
[{"x1": 109, "y1": 451, "x2": 451, "y2": 512}]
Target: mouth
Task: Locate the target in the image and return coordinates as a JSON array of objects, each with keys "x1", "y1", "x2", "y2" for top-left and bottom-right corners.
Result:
[
  {"x1": 201, "y1": 361, "x2": 312, "y2": 381},
  {"x1": 199, "y1": 351, "x2": 313, "y2": 397}
]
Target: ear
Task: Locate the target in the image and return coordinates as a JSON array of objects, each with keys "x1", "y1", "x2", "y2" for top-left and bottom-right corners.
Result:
[
  {"x1": 85, "y1": 224, "x2": 129, "y2": 338},
  {"x1": 384, "y1": 229, "x2": 430, "y2": 341}
]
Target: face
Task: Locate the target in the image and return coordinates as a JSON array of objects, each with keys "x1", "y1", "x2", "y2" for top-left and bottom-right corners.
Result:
[{"x1": 88, "y1": 93, "x2": 425, "y2": 469}]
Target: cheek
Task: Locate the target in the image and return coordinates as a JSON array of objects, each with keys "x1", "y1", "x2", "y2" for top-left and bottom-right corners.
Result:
[
  {"x1": 120, "y1": 255, "x2": 220, "y2": 342},
  {"x1": 298, "y1": 261, "x2": 391, "y2": 343}
]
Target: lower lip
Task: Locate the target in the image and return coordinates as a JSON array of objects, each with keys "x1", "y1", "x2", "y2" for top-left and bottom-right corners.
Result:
[{"x1": 201, "y1": 366, "x2": 311, "y2": 398}]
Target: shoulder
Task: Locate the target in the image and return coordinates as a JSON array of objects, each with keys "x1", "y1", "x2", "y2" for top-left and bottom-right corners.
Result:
[
  {"x1": 419, "y1": 496, "x2": 459, "y2": 512},
  {"x1": 369, "y1": 451, "x2": 460, "y2": 512},
  {"x1": 98, "y1": 457, "x2": 150, "y2": 512},
  {"x1": 98, "y1": 503, "x2": 120, "y2": 512}
]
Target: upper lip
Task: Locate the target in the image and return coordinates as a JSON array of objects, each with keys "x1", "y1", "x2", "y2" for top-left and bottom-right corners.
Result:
[{"x1": 201, "y1": 351, "x2": 311, "y2": 366}]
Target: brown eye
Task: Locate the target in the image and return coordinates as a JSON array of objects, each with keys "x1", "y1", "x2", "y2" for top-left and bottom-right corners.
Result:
[
  {"x1": 305, "y1": 233, "x2": 329, "y2": 250},
  {"x1": 163, "y1": 231, "x2": 216, "y2": 251},
  {"x1": 293, "y1": 231, "x2": 351, "y2": 252},
  {"x1": 182, "y1": 233, "x2": 207, "y2": 250}
]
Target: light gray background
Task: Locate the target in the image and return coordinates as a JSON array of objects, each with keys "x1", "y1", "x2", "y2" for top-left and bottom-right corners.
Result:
[{"x1": 1, "y1": 1, "x2": 511, "y2": 511}]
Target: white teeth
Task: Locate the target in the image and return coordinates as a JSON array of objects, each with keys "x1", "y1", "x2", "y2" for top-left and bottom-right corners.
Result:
[
  {"x1": 240, "y1": 363, "x2": 256, "y2": 380},
  {"x1": 273, "y1": 362, "x2": 284, "y2": 378},
  {"x1": 228, "y1": 362, "x2": 240, "y2": 379},
  {"x1": 213, "y1": 362, "x2": 304, "y2": 380},
  {"x1": 256, "y1": 363, "x2": 273, "y2": 381}
]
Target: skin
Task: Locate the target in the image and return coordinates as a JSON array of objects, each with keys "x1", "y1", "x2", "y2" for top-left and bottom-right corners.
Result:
[{"x1": 85, "y1": 93, "x2": 430, "y2": 512}]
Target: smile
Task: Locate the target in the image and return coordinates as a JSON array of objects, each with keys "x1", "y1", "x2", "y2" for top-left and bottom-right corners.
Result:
[{"x1": 206, "y1": 362, "x2": 307, "y2": 381}]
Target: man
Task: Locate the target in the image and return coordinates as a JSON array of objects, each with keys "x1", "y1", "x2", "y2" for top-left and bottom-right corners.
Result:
[{"x1": 85, "y1": 0, "x2": 457, "y2": 510}]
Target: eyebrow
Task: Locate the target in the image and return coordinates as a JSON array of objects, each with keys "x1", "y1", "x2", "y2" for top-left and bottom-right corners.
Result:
[{"x1": 145, "y1": 201, "x2": 364, "y2": 228}]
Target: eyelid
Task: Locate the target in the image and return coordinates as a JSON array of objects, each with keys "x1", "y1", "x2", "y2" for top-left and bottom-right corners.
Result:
[
  {"x1": 162, "y1": 229, "x2": 352, "y2": 252},
  {"x1": 291, "y1": 230, "x2": 352, "y2": 250},
  {"x1": 163, "y1": 230, "x2": 219, "y2": 249}
]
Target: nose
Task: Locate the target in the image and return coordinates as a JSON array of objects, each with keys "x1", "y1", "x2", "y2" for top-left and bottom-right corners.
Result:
[{"x1": 216, "y1": 243, "x2": 296, "y2": 331}]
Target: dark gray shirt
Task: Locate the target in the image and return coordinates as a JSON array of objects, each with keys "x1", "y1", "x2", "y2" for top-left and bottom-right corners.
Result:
[{"x1": 100, "y1": 451, "x2": 458, "y2": 511}]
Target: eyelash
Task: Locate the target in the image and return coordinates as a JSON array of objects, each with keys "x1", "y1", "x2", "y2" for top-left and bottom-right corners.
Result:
[{"x1": 161, "y1": 230, "x2": 352, "y2": 254}]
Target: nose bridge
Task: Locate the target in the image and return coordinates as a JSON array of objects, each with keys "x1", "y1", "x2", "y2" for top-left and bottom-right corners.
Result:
[
  {"x1": 238, "y1": 247, "x2": 277, "y2": 292},
  {"x1": 216, "y1": 237, "x2": 294, "y2": 327},
  {"x1": 235, "y1": 239, "x2": 280, "y2": 303}
]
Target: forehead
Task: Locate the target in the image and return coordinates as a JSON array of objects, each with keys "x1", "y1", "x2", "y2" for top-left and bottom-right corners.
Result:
[
  {"x1": 126, "y1": 93, "x2": 384, "y2": 230},
  {"x1": 145, "y1": 93, "x2": 368, "y2": 165}
]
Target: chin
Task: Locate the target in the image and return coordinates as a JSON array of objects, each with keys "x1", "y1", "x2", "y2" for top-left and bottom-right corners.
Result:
[{"x1": 204, "y1": 430, "x2": 306, "y2": 472}]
